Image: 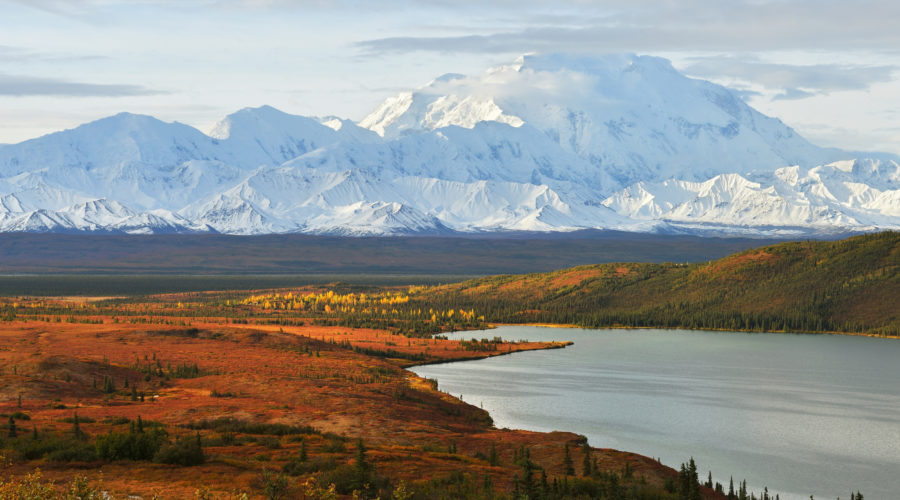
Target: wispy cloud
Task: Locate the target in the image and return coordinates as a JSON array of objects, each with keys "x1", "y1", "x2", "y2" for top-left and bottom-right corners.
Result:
[
  {"x1": 354, "y1": 1, "x2": 900, "y2": 55},
  {"x1": 0, "y1": 44, "x2": 108, "y2": 64},
  {"x1": 683, "y1": 56, "x2": 897, "y2": 100},
  {"x1": 772, "y1": 88, "x2": 815, "y2": 101},
  {"x1": 0, "y1": 73, "x2": 165, "y2": 97},
  {"x1": 685, "y1": 56, "x2": 896, "y2": 93}
]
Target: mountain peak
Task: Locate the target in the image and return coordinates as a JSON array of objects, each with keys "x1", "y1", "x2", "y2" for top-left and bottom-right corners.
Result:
[
  {"x1": 359, "y1": 52, "x2": 836, "y2": 183},
  {"x1": 208, "y1": 105, "x2": 302, "y2": 140}
]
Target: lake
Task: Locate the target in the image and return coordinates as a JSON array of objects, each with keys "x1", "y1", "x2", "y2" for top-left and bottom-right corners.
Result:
[{"x1": 411, "y1": 326, "x2": 900, "y2": 500}]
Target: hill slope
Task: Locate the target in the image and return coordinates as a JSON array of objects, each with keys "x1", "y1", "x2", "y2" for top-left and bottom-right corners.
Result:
[{"x1": 421, "y1": 232, "x2": 900, "y2": 336}]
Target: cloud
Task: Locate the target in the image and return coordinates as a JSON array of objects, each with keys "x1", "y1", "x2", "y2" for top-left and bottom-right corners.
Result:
[
  {"x1": 681, "y1": 56, "x2": 897, "y2": 100},
  {"x1": 353, "y1": 1, "x2": 900, "y2": 55},
  {"x1": 772, "y1": 88, "x2": 816, "y2": 101},
  {"x1": 730, "y1": 89, "x2": 764, "y2": 102},
  {"x1": 1, "y1": 0, "x2": 92, "y2": 17},
  {"x1": 0, "y1": 73, "x2": 165, "y2": 97},
  {"x1": 356, "y1": 32, "x2": 525, "y2": 55},
  {"x1": 0, "y1": 45, "x2": 44, "y2": 63},
  {"x1": 0, "y1": 45, "x2": 108, "y2": 64},
  {"x1": 684, "y1": 56, "x2": 896, "y2": 93}
]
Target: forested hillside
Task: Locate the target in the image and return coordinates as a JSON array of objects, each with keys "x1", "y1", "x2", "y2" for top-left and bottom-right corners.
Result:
[{"x1": 419, "y1": 232, "x2": 900, "y2": 336}]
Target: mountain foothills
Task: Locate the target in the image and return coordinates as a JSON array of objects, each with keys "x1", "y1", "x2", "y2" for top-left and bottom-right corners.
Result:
[
  {"x1": 420, "y1": 231, "x2": 900, "y2": 336},
  {"x1": 0, "y1": 54, "x2": 898, "y2": 236}
]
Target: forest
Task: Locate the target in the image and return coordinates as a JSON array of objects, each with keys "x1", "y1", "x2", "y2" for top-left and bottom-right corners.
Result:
[{"x1": 415, "y1": 231, "x2": 900, "y2": 337}]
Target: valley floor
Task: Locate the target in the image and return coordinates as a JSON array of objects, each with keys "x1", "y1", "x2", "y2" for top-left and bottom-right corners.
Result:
[{"x1": 0, "y1": 310, "x2": 714, "y2": 499}]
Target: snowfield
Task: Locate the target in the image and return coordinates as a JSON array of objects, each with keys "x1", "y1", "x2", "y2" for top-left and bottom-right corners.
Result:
[{"x1": 0, "y1": 54, "x2": 897, "y2": 236}]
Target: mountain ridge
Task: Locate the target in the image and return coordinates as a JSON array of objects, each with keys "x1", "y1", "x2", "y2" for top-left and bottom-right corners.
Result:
[{"x1": 0, "y1": 53, "x2": 897, "y2": 236}]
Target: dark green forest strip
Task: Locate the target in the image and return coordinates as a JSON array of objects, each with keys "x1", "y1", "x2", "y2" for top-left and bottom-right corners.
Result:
[
  {"x1": 0, "y1": 274, "x2": 475, "y2": 297},
  {"x1": 0, "y1": 231, "x2": 785, "y2": 275},
  {"x1": 417, "y1": 232, "x2": 900, "y2": 336}
]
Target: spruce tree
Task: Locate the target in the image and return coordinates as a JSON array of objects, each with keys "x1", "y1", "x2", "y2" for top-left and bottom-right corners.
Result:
[
  {"x1": 488, "y1": 442, "x2": 499, "y2": 466},
  {"x1": 7, "y1": 416, "x2": 16, "y2": 438},
  {"x1": 353, "y1": 438, "x2": 370, "y2": 491},
  {"x1": 563, "y1": 442, "x2": 574, "y2": 476},
  {"x1": 72, "y1": 412, "x2": 85, "y2": 440},
  {"x1": 581, "y1": 442, "x2": 592, "y2": 477},
  {"x1": 679, "y1": 463, "x2": 690, "y2": 500},
  {"x1": 689, "y1": 457, "x2": 701, "y2": 500}
]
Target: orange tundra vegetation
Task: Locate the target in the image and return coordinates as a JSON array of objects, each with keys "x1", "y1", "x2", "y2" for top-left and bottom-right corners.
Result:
[{"x1": 0, "y1": 293, "x2": 722, "y2": 499}]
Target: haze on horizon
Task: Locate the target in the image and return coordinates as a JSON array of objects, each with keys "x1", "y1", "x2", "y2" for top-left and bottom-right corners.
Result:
[{"x1": 1, "y1": 0, "x2": 899, "y2": 156}]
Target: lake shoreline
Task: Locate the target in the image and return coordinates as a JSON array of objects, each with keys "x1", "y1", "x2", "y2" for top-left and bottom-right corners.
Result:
[
  {"x1": 412, "y1": 325, "x2": 900, "y2": 500},
  {"x1": 488, "y1": 322, "x2": 900, "y2": 339}
]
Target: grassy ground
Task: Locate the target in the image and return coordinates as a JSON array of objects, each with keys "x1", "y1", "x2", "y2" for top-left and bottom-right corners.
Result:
[{"x1": 0, "y1": 297, "x2": 718, "y2": 499}]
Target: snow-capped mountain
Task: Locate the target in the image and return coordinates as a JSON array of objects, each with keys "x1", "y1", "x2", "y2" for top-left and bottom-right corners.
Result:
[
  {"x1": 602, "y1": 160, "x2": 900, "y2": 231},
  {"x1": 0, "y1": 53, "x2": 897, "y2": 236},
  {"x1": 360, "y1": 54, "x2": 838, "y2": 186}
]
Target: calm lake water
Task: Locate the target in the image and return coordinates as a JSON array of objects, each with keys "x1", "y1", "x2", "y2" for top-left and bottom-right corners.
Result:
[{"x1": 411, "y1": 327, "x2": 900, "y2": 500}]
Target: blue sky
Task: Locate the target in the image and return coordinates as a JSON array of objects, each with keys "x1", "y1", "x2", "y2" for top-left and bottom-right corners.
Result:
[{"x1": 1, "y1": 0, "x2": 899, "y2": 155}]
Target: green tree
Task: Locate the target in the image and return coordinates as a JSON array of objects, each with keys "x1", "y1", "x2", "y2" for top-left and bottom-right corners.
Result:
[
  {"x1": 353, "y1": 438, "x2": 370, "y2": 491},
  {"x1": 581, "y1": 442, "x2": 592, "y2": 477},
  {"x1": 72, "y1": 412, "x2": 86, "y2": 440},
  {"x1": 563, "y1": 442, "x2": 574, "y2": 476},
  {"x1": 7, "y1": 415, "x2": 16, "y2": 438}
]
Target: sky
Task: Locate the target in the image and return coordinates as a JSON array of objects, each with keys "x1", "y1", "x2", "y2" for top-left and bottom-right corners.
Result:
[{"x1": 1, "y1": 0, "x2": 899, "y2": 156}]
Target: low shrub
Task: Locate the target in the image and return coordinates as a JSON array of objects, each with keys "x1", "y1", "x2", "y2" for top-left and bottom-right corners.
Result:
[
  {"x1": 153, "y1": 434, "x2": 205, "y2": 466},
  {"x1": 282, "y1": 456, "x2": 337, "y2": 476}
]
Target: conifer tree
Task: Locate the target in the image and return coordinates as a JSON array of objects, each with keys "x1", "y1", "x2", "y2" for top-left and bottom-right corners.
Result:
[
  {"x1": 488, "y1": 442, "x2": 499, "y2": 466},
  {"x1": 689, "y1": 457, "x2": 701, "y2": 500},
  {"x1": 563, "y1": 442, "x2": 574, "y2": 476},
  {"x1": 72, "y1": 412, "x2": 85, "y2": 440},
  {"x1": 581, "y1": 442, "x2": 592, "y2": 477},
  {"x1": 353, "y1": 438, "x2": 370, "y2": 490},
  {"x1": 6, "y1": 415, "x2": 16, "y2": 438}
]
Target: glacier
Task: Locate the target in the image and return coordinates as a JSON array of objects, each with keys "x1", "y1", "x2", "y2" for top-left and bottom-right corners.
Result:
[{"x1": 0, "y1": 54, "x2": 897, "y2": 236}]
